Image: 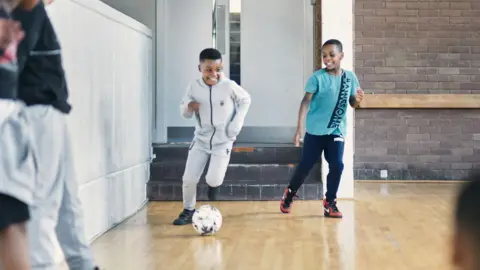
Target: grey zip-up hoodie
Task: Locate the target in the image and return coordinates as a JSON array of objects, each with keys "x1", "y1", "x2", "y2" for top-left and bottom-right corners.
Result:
[{"x1": 180, "y1": 77, "x2": 251, "y2": 149}]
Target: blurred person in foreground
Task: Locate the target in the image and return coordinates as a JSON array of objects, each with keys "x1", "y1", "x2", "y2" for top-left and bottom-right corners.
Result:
[
  {"x1": 452, "y1": 173, "x2": 480, "y2": 270},
  {"x1": 13, "y1": 1, "x2": 99, "y2": 269},
  {"x1": 0, "y1": 1, "x2": 38, "y2": 269}
]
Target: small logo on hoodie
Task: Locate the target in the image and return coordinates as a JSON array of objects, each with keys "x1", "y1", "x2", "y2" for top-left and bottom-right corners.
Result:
[{"x1": 220, "y1": 101, "x2": 224, "y2": 106}]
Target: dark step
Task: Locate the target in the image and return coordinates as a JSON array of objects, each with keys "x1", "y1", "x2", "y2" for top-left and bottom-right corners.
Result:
[
  {"x1": 150, "y1": 162, "x2": 322, "y2": 183},
  {"x1": 147, "y1": 181, "x2": 323, "y2": 201},
  {"x1": 152, "y1": 143, "x2": 306, "y2": 164}
]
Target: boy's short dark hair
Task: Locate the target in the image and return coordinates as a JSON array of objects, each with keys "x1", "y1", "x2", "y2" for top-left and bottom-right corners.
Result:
[
  {"x1": 455, "y1": 173, "x2": 480, "y2": 247},
  {"x1": 199, "y1": 48, "x2": 222, "y2": 62},
  {"x1": 322, "y1": 39, "x2": 343, "y2": 52}
]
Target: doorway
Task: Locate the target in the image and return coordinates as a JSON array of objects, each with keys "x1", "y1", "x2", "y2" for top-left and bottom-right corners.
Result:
[{"x1": 161, "y1": 0, "x2": 315, "y2": 143}]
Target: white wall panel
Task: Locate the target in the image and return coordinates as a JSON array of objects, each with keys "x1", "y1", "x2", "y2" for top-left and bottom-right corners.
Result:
[
  {"x1": 46, "y1": 0, "x2": 153, "y2": 240},
  {"x1": 321, "y1": 0, "x2": 355, "y2": 200}
]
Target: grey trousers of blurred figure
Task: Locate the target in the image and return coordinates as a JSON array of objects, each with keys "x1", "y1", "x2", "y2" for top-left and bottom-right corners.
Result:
[
  {"x1": 0, "y1": 100, "x2": 37, "y2": 207},
  {"x1": 25, "y1": 105, "x2": 96, "y2": 270}
]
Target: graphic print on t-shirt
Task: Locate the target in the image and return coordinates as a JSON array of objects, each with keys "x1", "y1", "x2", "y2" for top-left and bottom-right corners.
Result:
[{"x1": 327, "y1": 73, "x2": 350, "y2": 129}]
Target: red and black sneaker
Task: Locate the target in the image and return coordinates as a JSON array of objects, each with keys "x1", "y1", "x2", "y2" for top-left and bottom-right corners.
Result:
[
  {"x1": 280, "y1": 188, "x2": 298, "y2": 213},
  {"x1": 323, "y1": 199, "x2": 343, "y2": 218}
]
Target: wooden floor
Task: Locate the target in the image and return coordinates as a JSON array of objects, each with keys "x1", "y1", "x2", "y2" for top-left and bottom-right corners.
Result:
[{"x1": 91, "y1": 182, "x2": 462, "y2": 270}]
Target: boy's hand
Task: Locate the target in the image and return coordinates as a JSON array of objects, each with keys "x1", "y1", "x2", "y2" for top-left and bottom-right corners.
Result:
[
  {"x1": 355, "y1": 88, "x2": 364, "y2": 104},
  {"x1": 293, "y1": 129, "x2": 303, "y2": 147},
  {"x1": 0, "y1": 20, "x2": 24, "y2": 50},
  {"x1": 0, "y1": 20, "x2": 14, "y2": 49},
  {"x1": 188, "y1": 101, "x2": 200, "y2": 112}
]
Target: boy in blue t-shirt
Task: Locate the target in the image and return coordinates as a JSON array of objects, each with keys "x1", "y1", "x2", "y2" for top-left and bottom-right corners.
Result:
[{"x1": 280, "y1": 39, "x2": 364, "y2": 218}]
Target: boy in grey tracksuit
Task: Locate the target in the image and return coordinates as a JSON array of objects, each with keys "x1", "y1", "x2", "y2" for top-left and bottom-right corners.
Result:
[{"x1": 173, "y1": 48, "x2": 251, "y2": 225}]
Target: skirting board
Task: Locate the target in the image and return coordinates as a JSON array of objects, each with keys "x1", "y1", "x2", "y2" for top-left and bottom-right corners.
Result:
[{"x1": 356, "y1": 180, "x2": 468, "y2": 183}]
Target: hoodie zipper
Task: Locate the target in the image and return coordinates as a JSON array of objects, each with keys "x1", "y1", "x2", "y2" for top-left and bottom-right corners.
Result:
[{"x1": 209, "y1": 85, "x2": 215, "y2": 150}]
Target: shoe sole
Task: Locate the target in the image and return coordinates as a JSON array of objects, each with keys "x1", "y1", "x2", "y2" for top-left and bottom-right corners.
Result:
[
  {"x1": 280, "y1": 187, "x2": 293, "y2": 214},
  {"x1": 173, "y1": 220, "x2": 193, "y2": 226},
  {"x1": 280, "y1": 205, "x2": 291, "y2": 214},
  {"x1": 324, "y1": 215, "x2": 343, "y2": 219},
  {"x1": 324, "y1": 211, "x2": 343, "y2": 219}
]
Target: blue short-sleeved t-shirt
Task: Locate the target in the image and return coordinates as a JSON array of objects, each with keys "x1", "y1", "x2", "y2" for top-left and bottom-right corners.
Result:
[{"x1": 304, "y1": 69, "x2": 360, "y2": 137}]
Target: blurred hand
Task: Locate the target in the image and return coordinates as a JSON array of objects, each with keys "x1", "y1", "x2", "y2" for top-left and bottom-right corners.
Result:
[
  {"x1": 355, "y1": 88, "x2": 364, "y2": 104},
  {"x1": 0, "y1": 19, "x2": 23, "y2": 50},
  {"x1": 293, "y1": 129, "x2": 302, "y2": 147},
  {"x1": 188, "y1": 101, "x2": 200, "y2": 113}
]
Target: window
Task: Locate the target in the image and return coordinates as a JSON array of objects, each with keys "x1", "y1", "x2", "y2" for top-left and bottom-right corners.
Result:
[{"x1": 229, "y1": 0, "x2": 241, "y2": 85}]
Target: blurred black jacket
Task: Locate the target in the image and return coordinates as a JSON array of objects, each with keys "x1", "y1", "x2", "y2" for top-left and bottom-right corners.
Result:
[{"x1": 13, "y1": 2, "x2": 71, "y2": 113}]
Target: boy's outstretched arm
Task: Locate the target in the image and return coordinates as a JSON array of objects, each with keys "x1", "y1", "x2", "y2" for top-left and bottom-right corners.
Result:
[
  {"x1": 180, "y1": 84, "x2": 195, "y2": 119},
  {"x1": 228, "y1": 82, "x2": 251, "y2": 137}
]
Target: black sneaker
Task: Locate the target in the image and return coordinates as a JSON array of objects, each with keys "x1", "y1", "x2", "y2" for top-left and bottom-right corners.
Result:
[
  {"x1": 208, "y1": 186, "x2": 219, "y2": 201},
  {"x1": 280, "y1": 188, "x2": 298, "y2": 213},
  {"x1": 172, "y1": 209, "x2": 195, "y2": 225}
]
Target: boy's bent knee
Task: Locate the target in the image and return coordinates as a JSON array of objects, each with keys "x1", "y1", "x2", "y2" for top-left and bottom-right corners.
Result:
[
  {"x1": 329, "y1": 161, "x2": 344, "y2": 172},
  {"x1": 206, "y1": 176, "x2": 223, "y2": 187},
  {"x1": 296, "y1": 159, "x2": 317, "y2": 175}
]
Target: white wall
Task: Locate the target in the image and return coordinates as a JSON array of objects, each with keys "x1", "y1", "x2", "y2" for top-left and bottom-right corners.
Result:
[
  {"x1": 46, "y1": 0, "x2": 153, "y2": 241},
  {"x1": 99, "y1": 0, "x2": 155, "y2": 30},
  {"x1": 98, "y1": 0, "x2": 157, "y2": 143},
  {"x1": 321, "y1": 0, "x2": 354, "y2": 199},
  {"x1": 156, "y1": 0, "x2": 212, "y2": 141},
  {"x1": 155, "y1": 0, "x2": 314, "y2": 143},
  {"x1": 320, "y1": 3, "x2": 355, "y2": 266},
  {"x1": 241, "y1": 0, "x2": 314, "y2": 127}
]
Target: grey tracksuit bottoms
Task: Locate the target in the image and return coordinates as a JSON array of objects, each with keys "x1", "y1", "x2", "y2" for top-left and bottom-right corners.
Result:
[
  {"x1": 182, "y1": 140, "x2": 233, "y2": 210},
  {"x1": 25, "y1": 105, "x2": 96, "y2": 270}
]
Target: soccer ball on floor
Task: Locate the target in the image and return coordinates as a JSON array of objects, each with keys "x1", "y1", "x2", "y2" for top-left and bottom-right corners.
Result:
[{"x1": 192, "y1": 205, "x2": 223, "y2": 236}]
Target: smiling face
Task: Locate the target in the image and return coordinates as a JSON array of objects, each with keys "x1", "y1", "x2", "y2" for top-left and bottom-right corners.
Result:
[
  {"x1": 322, "y1": 44, "x2": 344, "y2": 72},
  {"x1": 199, "y1": 59, "x2": 223, "y2": 86}
]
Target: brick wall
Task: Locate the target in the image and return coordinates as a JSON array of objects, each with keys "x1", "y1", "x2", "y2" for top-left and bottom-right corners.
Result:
[
  {"x1": 355, "y1": 109, "x2": 480, "y2": 180},
  {"x1": 354, "y1": 0, "x2": 480, "y2": 180},
  {"x1": 355, "y1": 0, "x2": 480, "y2": 94}
]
